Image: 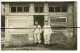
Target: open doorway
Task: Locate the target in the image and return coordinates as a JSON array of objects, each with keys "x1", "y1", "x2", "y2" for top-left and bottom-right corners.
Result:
[{"x1": 34, "y1": 15, "x2": 44, "y2": 44}]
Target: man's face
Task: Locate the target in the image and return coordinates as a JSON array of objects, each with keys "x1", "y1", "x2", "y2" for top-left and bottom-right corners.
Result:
[
  {"x1": 45, "y1": 22, "x2": 48, "y2": 25},
  {"x1": 35, "y1": 22, "x2": 38, "y2": 25}
]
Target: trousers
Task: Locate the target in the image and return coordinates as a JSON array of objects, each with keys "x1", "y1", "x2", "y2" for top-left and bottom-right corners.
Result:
[
  {"x1": 33, "y1": 33, "x2": 41, "y2": 43},
  {"x1": 44, "y1": 34, "x2": 50, "y2": 44}
]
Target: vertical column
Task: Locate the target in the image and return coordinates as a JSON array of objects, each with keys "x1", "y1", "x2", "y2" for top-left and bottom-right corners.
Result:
[
  {"x1": 5, "y1": 16, "x2": 9, "y2": 47},
  {"x1": 67, "y1": 4, "x2": 73, "y2": 26},
  {"x1": 29, "y1": 3, "x2": 34, "y2": 14},
  {"x1": 67, "y1": 4, "x2": 73, "y2": 13},
  {"x1": 73, "y1": 2, "x2": 77, "y2": 27},
  {"x1": 44, "y1": 3, "x2": 49, "y2": 13},
  {"x1": 5, "y1": 3, "x2": 9, "y2": 15},
  {"x1": 66, "y1": 4, "x2": 74, "y2": 47},
  {"x1": 1, "y1": 4, "x2": 5, "y2": 15},
  {"x1": 29, "y1": 3, "x2": 34, "y2": 44},
  {"x1": 28, "y1": 16, "x2": 34, "y2": 44},
  {"x1": 73, "y1": 1, "x2": 77, "y2": 48},
  {"x1": 4, "y1": 3, "x2": 10, "y2": 47},
  {"x1": 67, "y1": 4, "x2": 73, "y2": 38}
]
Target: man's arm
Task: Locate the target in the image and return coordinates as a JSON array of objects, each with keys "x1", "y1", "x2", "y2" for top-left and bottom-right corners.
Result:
[{"x1": 33, "y1": 26, "x2": 35, "y2": 32}]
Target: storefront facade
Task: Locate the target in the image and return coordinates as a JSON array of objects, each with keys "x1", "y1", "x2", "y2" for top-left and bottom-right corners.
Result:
[{"x1": 1, "y1": 1, "x2": 77, "y2": 47}]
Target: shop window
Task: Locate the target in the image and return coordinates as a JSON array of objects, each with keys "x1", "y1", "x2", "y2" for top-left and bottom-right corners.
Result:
[
  {"x1": 49, "y1": 7, "x2": 54, "y2": 12},
  {"x1": 62, "y1": 7, "x2": 67, "y2": 12},
  {"x1": 17, "y1": 7, "x2": 22, "y2": 12},
  {"x1": 50, "y1": 17, "x2": 67, "y2": 26},
  {"x1": 24, "y1": 7, "x2": 29, "y2": 12},
  {"x1": 11, "y1": 7, "x2": 16, "y2": 12},
  {"x1": 55, "y1": 7, "x2": 60, "y2": 12},
  {"x1": 35, "y1": 7, "x2": 43, "y2": 12},
  {"x1": 57, "y1": 18, "x2": 66, "y2": 22}
]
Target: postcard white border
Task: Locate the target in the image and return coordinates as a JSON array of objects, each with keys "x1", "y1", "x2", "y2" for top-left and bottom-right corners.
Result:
[{"x1": 1, "y1": 0, "x2": 79, "y2": 53}]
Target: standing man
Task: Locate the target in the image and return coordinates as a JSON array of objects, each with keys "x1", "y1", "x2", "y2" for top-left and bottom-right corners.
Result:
[
  {"x1": 43, "y1": 21, "x2": 52, "y2": 47},
  {"x1": 33, "y1": 21, "x2": 42, "y2": 46}
]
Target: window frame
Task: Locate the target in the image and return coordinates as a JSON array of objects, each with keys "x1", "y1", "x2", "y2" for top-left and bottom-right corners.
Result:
[
  {"x1": 23, "y1": 7, "x2": 29, "y2": 12},
  {"x1": 49, "y1": 7, "x2": 55, "y2": 12},
  {"x1": 50, "y1": 17, "x2": 67, "y2": 26},
  {"x1": 17, "y1": 7, "x2": 23, "y2": 12},
  {"x1": 58, "y1": 17, "x2": 67, "y2": 25},
  {"x1": 55, "y1": 6, "x2": 61, "y2": 12},
  {"x1": 61, "y1": 6, "x2": 67, "y2": 12},
  {"x1": 48, "y1": 6, "x2": 67, "y2": 12},
  {"x1": 11, "y1": 7, "x2": 17, "y2": 12},
  {"x1": 35, "y1": 7, "x2": 44, "y2": 12},
  {"x1": 10, "y1": 6, "x2": 29, "y2": 13}
]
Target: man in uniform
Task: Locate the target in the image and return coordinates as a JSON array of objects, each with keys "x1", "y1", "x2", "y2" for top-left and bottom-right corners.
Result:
[
  {"x1": 33, "y1": 21, "x2": 42, "y2": 46},
  {"x1": 43, "y1": 21, "x2": 52, "y2": 47}
]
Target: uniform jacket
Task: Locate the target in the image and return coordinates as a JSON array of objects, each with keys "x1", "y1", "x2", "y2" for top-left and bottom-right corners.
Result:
[
  {"x1": 43, "y1": 25, "x2": 52, "y2": 35},
  {"x1": 33, "y1": 25, "x2": 42, "y2": 33}
]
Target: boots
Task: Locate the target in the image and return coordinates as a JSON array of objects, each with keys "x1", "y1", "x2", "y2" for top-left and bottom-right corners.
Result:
[
  {"x1": 34, "y1": 43, "x2": 37, "y2": 46},
  {"x1": 47, "y1": 44, "x2": 50, "y2": 47},
  {"x1": 38, "y1": 43, "x2": 41, "y2": 47},
  {"x1": 44, "y1": 44, "x2": 47, "y2": 48},
  {"x1": 44, "y1": 44, "x2": 50, "y2": 48},
  {"x1": 37, "y1": 43, "x2": 41, "y2": 47}
]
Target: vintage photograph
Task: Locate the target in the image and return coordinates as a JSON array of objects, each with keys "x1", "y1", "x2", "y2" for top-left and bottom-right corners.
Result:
[{"x1": 1, "y1": 1, "x2": 77, "y2": 50}]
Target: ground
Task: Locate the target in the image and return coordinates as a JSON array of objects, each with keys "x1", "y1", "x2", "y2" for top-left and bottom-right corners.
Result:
[{"x1": 1, "y1": 44, "x2": 77, "y2": 50}]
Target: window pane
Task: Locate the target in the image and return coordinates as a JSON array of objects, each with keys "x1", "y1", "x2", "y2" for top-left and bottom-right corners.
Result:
[
  {"x1": 24, "y1": 7, "x2": 29, "y2": 12},
  {"x1": 11, "y1": 7, "x2": 16, "y2": 12},
  {"x1": 62, "y1": 7, "x2": 67, "y2": 12},
  {"x1": 55, "y1": 7, "x2": 60, "y2": 12},
  {"x1": 49, "y1": 7, "x2": 54, "y2": 12},
  {"x1": 35, "y1": 7, "x2": 38, "y2": 12},
  {"x1": 40, "y1": 7, "x2": 43, "y2": 12},
  {"x1": 17, "y1": 7, "x2": 22, "y2": 12}
]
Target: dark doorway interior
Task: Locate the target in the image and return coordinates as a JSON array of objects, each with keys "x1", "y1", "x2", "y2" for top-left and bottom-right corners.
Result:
[
  {"x1": 34, "y1": 15, "x2": 44, "y2": 44},
  {"x1": 1, "y1": 15, "x2": 5, "y2": 38}
]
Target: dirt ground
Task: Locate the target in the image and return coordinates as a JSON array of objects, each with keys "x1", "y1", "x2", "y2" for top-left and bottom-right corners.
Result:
[{"x1": 1, "y1": 44, "x2": 77, "y2": 50}]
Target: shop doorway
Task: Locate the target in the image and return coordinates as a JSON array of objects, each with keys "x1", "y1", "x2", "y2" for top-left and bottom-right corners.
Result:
[{"x1": 34, "y1": 15, "x2": 44, "y2": 44}]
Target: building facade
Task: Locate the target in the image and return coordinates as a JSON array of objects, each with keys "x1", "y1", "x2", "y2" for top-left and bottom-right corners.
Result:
[{"x1": 1, "y1": 1, "x2": 77, "y2": 48}]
